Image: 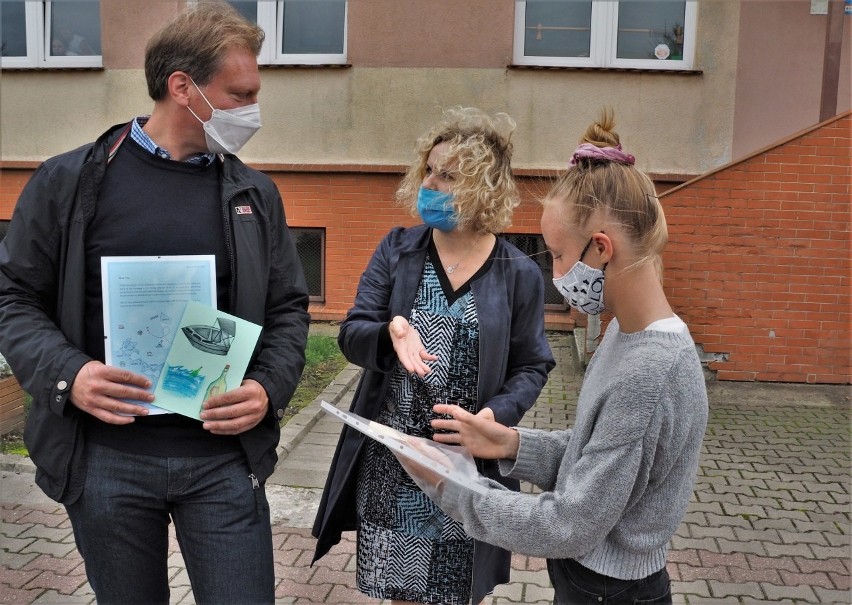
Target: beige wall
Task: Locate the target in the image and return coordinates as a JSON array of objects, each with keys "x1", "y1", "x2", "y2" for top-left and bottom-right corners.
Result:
[
  {"x1": 0, "y1": 70, "x2": 151, "y2": 161},
  {"x1": 348, "y1": 0, "x2": 514, "y2": 68},
  {"x1": 0, "y1": 1, "x2": 741, "y2": 176},
  {"x1": 101, "y1": 0, "x2": 182, "y2": 69},
  {"x1": 732, "y1": 0, "x2": 851, "y2": 160},
  {"x1": 0, "y1": 63, "x2": 738, "y2": 174}
]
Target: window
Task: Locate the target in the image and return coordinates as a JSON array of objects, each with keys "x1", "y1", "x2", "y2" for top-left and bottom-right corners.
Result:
[
  {"x1": 1, "y1": 1, "x2": 101, "y2": 69},
  {"x1": 227, "y1": 1, "x2": 347, "y2": 65},
  {"x1": 292, "y1": 228, "x2": 325, "y2": 301},
  {"x1": 500, "y1": 233, "x2": 566, "y2": 309},
  {"x1": 514, "y1": 1, "x2": 697, "y2": 70}
]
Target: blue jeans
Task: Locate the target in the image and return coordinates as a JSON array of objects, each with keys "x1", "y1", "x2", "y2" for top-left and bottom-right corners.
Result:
[
  {"x1": 65, "y1": 442, "x2": 274, "y2": 605},
  {"x1": 547, "y1": 558, "x2": 672, "y2": 605}
]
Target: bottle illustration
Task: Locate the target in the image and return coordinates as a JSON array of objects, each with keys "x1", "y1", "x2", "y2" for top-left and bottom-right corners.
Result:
[{"x1": 203, "y1": 364, "x2": 230, "y2": 403}]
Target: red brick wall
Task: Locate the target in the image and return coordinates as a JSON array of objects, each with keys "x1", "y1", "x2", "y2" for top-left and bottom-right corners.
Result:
[
  {"x1": 661, "y1": 113, "x2": 851, "y2": 383},
  {"x1": 0, "y1": 169, "x2": 29, "y2": 220},
  {"x1": 273, "y1": 171, "x2": 413, "y2": 320}
]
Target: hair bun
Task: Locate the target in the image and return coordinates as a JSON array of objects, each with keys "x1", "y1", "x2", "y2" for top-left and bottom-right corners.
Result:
[{"x1": 581, "y1": 107, "x2": 620, "y2": 147}]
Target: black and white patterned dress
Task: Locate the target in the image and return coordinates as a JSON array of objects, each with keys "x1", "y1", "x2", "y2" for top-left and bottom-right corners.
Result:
[{"x1": 356, "y1": 247, "x2": 484, "y2": 605}]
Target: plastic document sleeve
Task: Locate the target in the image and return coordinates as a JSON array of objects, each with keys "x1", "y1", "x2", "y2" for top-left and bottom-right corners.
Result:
[{"x1": 320, "y1": 400, "x2": 489, "y2": 495}]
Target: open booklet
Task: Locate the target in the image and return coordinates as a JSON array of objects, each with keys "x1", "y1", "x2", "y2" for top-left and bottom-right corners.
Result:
[{"x1": 320, "y1": 400, "x2": 489, "y2": 495}]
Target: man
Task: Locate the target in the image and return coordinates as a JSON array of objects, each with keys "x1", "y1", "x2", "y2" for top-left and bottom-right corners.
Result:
[{"x1": 0, "y1": 2, "x2": 310, "y2": 603}]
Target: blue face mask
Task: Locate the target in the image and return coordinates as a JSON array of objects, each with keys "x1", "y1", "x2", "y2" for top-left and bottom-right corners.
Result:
[{"x1": 417, "y1": 187, "x2": 458, "y2": 232}]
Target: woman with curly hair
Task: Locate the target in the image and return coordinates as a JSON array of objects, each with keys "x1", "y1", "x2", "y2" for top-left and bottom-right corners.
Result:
[{"x1": 312, "y1": 106, "x2": 555, "y2": 605}]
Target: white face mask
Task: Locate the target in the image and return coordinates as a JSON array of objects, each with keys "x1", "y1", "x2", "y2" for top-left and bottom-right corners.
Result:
[
  {"x1": 553, "y1": 261, "x2": 606, "y2": 315},
  {"x1": 188, "y1": 79, "x2": 261, "y2": 154},
  {"x1": 552, "y1": 237, "x2": 607, "y2": 315}
]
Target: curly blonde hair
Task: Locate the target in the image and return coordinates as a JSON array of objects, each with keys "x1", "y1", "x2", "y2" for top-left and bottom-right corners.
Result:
[
  {"x1": 545, "y1": 108, "x2": 667, "y2": 276},
  {"x1": 397, "y1": 107, "x2": 519, "y2": 234}
]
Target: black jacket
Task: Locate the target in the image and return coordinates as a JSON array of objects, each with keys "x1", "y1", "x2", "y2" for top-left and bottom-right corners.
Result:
[
  {"x1": 0, "y1": 122, "x2": 310, "y2": 503},
  {"x1": 312, "y1": 225, "x2": 555, "y2": 603}
]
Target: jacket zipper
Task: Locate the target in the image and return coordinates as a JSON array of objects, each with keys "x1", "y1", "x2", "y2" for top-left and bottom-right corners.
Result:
[
  {"x1": 222, "y1": 191, "x2": 237, "y2": 313},
  {"x1": 221, "y1": 179, "x2": 258, "y2": 479}
]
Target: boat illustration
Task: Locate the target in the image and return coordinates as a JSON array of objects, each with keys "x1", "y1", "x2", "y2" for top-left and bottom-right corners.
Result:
[{"x1": 181, "y1": 317, "x2": 236, "y2": 356}]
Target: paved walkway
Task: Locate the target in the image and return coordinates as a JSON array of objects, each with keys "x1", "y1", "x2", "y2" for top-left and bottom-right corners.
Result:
[{"x1": 1, "y1": 331, "x2": 849, "y2": 604}]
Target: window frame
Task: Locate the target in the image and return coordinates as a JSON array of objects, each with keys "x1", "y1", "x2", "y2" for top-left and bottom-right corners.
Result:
[
  {"x1": 1, "y1": 1, "x2": 102, "y2": 70},
  {"x1": 513, "y1": 0, "x2": 697, "y2": 71},
  {"x1": 242, "y1": 1, "x2": 348, "y2": 66}
]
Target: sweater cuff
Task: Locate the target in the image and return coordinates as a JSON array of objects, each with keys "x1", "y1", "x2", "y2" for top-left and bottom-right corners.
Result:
[{"x1": 501, "y1": 427, "x2": 538, "y2": 478}]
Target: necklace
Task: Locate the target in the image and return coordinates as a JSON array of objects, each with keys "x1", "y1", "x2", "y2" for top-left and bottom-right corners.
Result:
[
  {"x1": 446, "y1": 260, "x2": 464, "y2": 274},
  {"x1": 442, "y1": 238, "x2": 479, "y2": 274}
]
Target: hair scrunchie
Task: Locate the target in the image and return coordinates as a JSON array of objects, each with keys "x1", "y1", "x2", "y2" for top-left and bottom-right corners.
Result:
[{"x1": 570, "y1": 143, "x2": 635, "y2": 166}]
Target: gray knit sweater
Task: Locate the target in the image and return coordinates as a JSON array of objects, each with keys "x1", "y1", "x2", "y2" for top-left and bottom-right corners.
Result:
[{"x1": 438, "y1": 318, "x2": 708, "y2": 580}]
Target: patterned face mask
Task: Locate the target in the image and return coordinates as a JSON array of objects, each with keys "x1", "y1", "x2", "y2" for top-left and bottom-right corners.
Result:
[{"x1": 552, "y1": 237, "x2": 607, "y2": 315}]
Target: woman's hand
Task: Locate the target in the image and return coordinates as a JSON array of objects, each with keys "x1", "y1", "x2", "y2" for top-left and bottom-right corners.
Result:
[
  {"x1": 430, "y1": 404, "x2": 520, "y2": 460},
  {"x1": 389, "y1": 315, "x2": 438, "y2": 377}
]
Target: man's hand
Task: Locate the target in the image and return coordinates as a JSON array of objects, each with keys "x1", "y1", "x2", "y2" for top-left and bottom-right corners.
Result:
[
  {"x1": 200, "y1": 378, "x2": 269, "y2": 435},
  {"x1": 430, "y1": 404, "x2": 520, "y2": 460},
  {"x1": 389, "y1": 315, "x2": 438, "y2": 377},
  {"x1": 69, "y1": 360, "x2": 153, "y2": 424}
]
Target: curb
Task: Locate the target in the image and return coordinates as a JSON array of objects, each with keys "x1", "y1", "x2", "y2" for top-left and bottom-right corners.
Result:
[
  {"x1": 0, "y1": 363, "x2": 363, "y2": 476},
  {"x1": 0, "y1": 451, "x2": 34, "y2": 474},
  {"x1": 275, "y1": 363, "x2": 361, "y2": 460}
]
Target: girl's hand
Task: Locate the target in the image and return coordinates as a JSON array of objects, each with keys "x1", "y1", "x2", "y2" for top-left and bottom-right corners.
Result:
[{"x1": 430, "y1": 404, "x2": 520, "y2": 460}]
